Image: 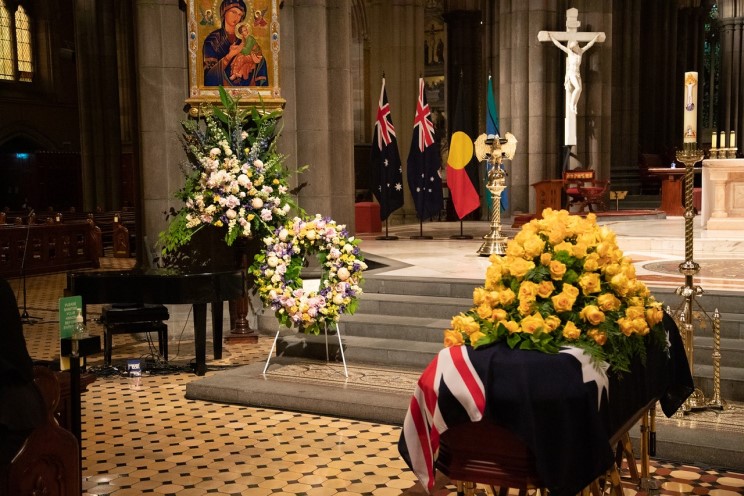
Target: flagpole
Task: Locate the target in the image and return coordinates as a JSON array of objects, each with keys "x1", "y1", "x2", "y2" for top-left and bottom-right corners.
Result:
[
  {"x1": 376, "y1": 218, "x2": 398, "y2": 241},
  {"x1": 409, "y1": 217, "x2": 432, "y2": 240},
  {"x1": 450, "y1": 219, "x2": 473, "y2": 240}
]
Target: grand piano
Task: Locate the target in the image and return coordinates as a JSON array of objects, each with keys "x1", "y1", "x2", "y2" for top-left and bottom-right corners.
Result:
[
  {"x1": 66, "y1": 267, "x2": 244, "y2": 375},
  {"x1": 65, "y1": 228, "x2": 250, "y2": 375}
]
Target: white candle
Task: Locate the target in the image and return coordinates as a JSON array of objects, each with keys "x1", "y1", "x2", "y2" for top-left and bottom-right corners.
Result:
[
  {"x1": 720, "y1": 131, "x2": 726, "y2": 148},
  {"x1": 731, "y1": 131, "x2": 736, "y2": 148},
  {"x1": 683, "y1": 72, "x2": 698, "y2": 143},
  {"x1": 712, "y1": 131, "x2": 717, "y2": 148}
]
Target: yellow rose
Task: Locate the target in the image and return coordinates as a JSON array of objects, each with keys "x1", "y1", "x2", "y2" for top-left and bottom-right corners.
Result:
[
  {"x1": 562, "y1": 321, "x2": 581, "y2": 340},
  {"x1": 563, "y1": 284, "x2": 580, "y2": 299},
  {"x1": 578, "y1": 272, "x2": 602, "y2": 295},
  {"x1": 508, "y1": 257, "x2": 536, "y2": 278},
  {"x1": 518, "y1": 281, "x2": 539, "y2": 301},
  {"x1": 451, "y1": 314, "x2": 481, "y2": 335},
  {"x1": 520, "y1": 313, "x2": 546, "y2": 334},
  {"x1": 587, "y1": 328, "x2": 607, "y2": 345},
  {"x1": 476, "y1": 303, "x2": 494, "y2": 320},
  {"x1": 645, "y1": 306, "x2": 664, "y2": 327},
  {"x1": 632, "y1": 318, "x2": 649, "y2": 336},
  {"x1": 537, "y1": 281, "x2": 555, "y2": 299},
  {"x1": 597, "y1": 293, "x2": 621, "y2": 312},
  {"x1": 572, "y1": 242, "x2": 589, "y2": 259},
  {"x1": 545, "y1": 315, "x2": 561, "y2": 332},
  {"x1": 551, "y1": 290, "x2": 576, "y2": 313},
  {"x1": 540, "y1": 252, "x2": 553, "y2": 266},
  {"x1": 469, "y1": 330, "x2": 487, "y2": 345},
  {"x1": 553, "y1": 241, "x2": 574, "y2": 256},
  {"x1": 502, "y1": 320, "x2": 521, "y2": 334},
  {"x1": 523, "y1": 236, "x2": 546, "y2": 259},
  {"x1": 473, "y1": 287, "x2": 488, "y2": 306},
  {"x1": 517, "y1": 300, "x2": 534, "y2": 316},
  {"x1": 579, "y1": 305, "x2": 605, "y2": 326},
  {"x1": 444, "y1": 329, "x2": 465, "y2": 347},
  {"x1": 549, "y1": 260, "x2": 567, "y2": 281},
  {"x1": 583, "y1": 253, "x2": 600, "y2": 272},
  {"x1": 625, "y1": 305, "x2": 645, "y2": 320},
  {"x1": 609, "y1": 273, "x2": 630, "y2": 296},
  {"x1": 498, "y1": 288, "x2": 517, "y2": 307},
  {"x1": 506, "y1": 241, "x2": 526, "y2": 258},
  {"x1": 492, "y1": 308, "x2": 508, "y2": 322},
  {"x1": 618, "y1": 317, "x2": 635, "y2": 336},
  {"x1": 627, "y1": 296, "x2": 645, "y2": 307},
  {"x1": 547, "y1": 230, "x2": 566, "y2": 247}
]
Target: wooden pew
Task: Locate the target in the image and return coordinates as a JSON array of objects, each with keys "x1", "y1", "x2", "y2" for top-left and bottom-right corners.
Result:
[
  {"x1": 0, "y1": 366, "x2": 81, "y2": 496},
  {"x1": 0, "y1": 221, "x2": 100, "y2": 278}
]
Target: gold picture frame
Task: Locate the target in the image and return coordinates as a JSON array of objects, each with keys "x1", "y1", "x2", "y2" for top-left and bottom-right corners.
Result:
[{"x1": 185, "y1": 0, "x2": 284, "y2": 114}]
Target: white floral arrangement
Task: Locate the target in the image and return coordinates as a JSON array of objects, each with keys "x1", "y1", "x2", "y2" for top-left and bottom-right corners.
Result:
[
  {"x1": 250, "y1": 215, "x2": 367, "y2": 335},
  {"x1": 159, "y1": 87, "x2": 296, "y2": 253}
]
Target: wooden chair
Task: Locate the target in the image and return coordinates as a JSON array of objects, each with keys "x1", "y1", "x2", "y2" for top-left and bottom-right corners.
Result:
[
  {"x1": 1, "y1": 366, "x2": 81, "y2": 496},
  {"x1": 563, "y1": 168, "x2": 610, "y2": 212}
]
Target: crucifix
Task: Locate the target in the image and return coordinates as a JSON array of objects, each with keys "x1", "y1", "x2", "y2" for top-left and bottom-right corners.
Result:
[{"x1": 538, "y1": 8, "x2": 605, "y2": 149}]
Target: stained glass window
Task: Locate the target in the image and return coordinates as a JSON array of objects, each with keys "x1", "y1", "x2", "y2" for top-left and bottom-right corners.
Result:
[
  {"x1": 16, "y1": 5, "x2": 31, "y2": 82},
  {"x1": 0, "y1": 0, "x2": 12, "y2": 80},
  {"x1": 0, "y1": 0, "x2": 33, "y2": 82}
]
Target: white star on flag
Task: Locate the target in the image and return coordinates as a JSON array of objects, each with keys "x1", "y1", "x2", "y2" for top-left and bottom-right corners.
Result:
[{"x1": 559, "y1": 346, "x2": 609, "y2": 411}]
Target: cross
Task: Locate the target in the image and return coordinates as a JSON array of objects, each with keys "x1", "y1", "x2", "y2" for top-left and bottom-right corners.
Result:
[{"x1": 538, "y1": 8, "x2": 605, "y2": 147}]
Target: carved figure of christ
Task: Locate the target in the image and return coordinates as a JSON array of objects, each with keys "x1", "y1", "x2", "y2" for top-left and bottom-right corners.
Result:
[{"x1": 538, "y1": 8, "x2": 605, "y2": 147}]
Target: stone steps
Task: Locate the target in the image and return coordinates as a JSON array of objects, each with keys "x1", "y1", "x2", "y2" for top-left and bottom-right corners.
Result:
[{"x1": 257, "y1": 274, "x2": 744, "y2": 401}]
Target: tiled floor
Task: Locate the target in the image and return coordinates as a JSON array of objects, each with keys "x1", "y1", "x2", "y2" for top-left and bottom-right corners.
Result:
[{"x1": 9, "y1": 214, "x2": 744, "y2": 495}]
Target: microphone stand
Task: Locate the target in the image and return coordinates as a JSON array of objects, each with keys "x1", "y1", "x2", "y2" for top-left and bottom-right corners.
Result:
[{"x1": 19, "y1": 211, "x2": 41, "y2": 325}]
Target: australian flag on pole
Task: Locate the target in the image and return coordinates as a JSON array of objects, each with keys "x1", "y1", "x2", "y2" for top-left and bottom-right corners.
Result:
[
  {"x1": 370, "y1": 78, "x2": 404, "y2": 221},
  {"x1": 407, "y1": 78, "x2": 444, "y2": 221}
]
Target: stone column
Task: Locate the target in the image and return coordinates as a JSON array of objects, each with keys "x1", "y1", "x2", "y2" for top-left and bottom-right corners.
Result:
[
  {"x1": 134, "y1": 0, "x2": 188, "y2": 255},
  {"x1": 73, "y1": 0, "x2": 123, "y2": 211},
  {"x1": 288, "y1": 0, "x2": 355, "y2": 230}
]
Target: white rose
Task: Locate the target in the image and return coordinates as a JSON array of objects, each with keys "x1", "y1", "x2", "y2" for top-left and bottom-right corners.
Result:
[
  {"x1": 283, "y1": 203, "x2": 291, "y2": 213},
  {"x1": 210, "y1": 147, "x2": 221, "y2": 156},
  {"x1": 333, "y1": 294, "x2": 345, "y2": 305},
  {"x1": 251, "y1": 198, "x2": 264, "y2": 209},
  {"x1": 237, "y1": 174, "x2": 250, "y2": 187},
  {"x1": 253, "y1": 159, "x2": 264, "y2": 168},
  {"x1": 225, "y1": 209, "x2": 237, "y2": 219},
  {"x1": 267, "y1": 255, "x2": 279, "y2": 268},
  {"x1": 337, "y1": 267, "x2": 350, "y2": 281},
  {"x1": 306, "y1": 230, "x2": 316, "y2": 240},
  {"x1": 278, "y1": 228, "x2": 289, "y2": 242},
  {"x1": 343, "y1": 243, "x2": 354, "y2": 253}
]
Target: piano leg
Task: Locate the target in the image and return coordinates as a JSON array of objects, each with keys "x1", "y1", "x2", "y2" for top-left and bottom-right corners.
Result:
[
  {"x1": 193, "y1": 303, "x2": 207, "y2": 376},
  {"x1": 212, "y1": 301, "x2": 223, "y2": 360}
]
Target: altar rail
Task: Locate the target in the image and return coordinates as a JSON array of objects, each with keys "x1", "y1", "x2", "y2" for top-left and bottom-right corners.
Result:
[{"x1": 0, "y1": 221, "x2": 101, "y2": 278}]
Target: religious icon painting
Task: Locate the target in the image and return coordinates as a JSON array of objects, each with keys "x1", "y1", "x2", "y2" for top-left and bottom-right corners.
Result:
[{"x1": 185, "y1": 0, "x2": 284, "y2": 113}]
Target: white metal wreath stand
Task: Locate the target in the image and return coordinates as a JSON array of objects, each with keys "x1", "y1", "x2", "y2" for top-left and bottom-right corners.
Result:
[
  {"x1": 262, "y1": 321, "x2": 348, "y2": 377},
  {"x1": 263, "y1": 279, "x2": 349, "y2": 377}
]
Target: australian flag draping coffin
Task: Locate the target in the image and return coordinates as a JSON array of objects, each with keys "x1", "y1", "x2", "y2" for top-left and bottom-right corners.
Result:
[{"x1": 399, "y1": 314, "x2": 693, "y2": 496}]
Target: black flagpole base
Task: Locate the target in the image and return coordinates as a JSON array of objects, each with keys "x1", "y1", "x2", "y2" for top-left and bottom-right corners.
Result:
[
  {"x1": 410, "y1": 235, "x2": 433, "y2": 240},
  {"x1": 449, "y1": 234, "x2": 473, "y2": 240},
  {"x1": 375, "y1": 235, "x2": 399, "y2": 240}
]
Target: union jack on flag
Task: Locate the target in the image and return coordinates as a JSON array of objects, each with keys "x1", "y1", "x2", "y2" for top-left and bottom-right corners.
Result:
[
  {"x1": 370, "y1": 77, "x2": 404, "y2": 221},
  {"x1": 406, "y1": 77, "x2": 443, "y2": 221}
]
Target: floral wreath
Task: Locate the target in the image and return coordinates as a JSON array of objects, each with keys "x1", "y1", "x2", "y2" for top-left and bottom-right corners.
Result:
[
  {"x1": 250, "y1": 215, "x2": 367, "y2": 335},
  {"x1": 445, "y1": 208, "x2": 668, "y2": 374}
]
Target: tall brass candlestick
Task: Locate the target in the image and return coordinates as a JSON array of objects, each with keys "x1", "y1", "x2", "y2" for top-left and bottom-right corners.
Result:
[
  {"x1": 674, "y1": 142, "x2": 707, "y2": 412},
  {"x1": 477, "y1": 162, "x2": 508, "y2": 256}
]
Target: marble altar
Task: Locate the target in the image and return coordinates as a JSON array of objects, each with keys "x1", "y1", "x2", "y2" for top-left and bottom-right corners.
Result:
[{"x1": 701, "y1": 159, "x2": 744, "y2": 230}]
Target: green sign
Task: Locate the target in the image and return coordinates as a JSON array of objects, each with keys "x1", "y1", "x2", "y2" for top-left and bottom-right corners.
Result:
[{"x1": 59, "y1": 296, "x2": 82, "y2": 339}]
